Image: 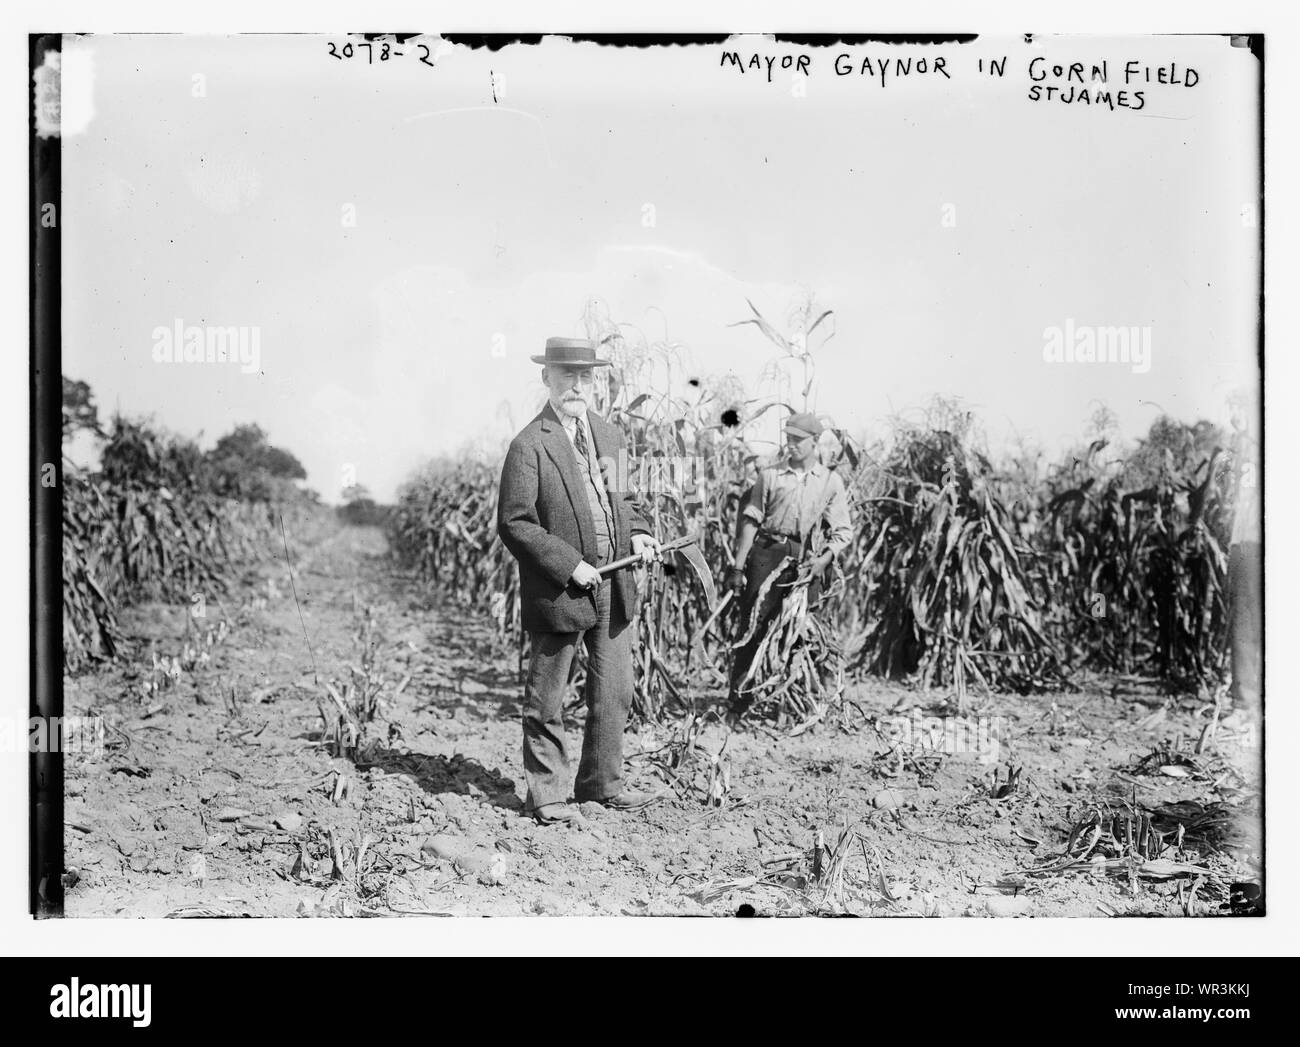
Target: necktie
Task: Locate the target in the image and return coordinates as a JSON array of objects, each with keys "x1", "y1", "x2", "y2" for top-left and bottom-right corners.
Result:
[{"x1": 573, "y1": 416, "x2": 590, "y2": 461}]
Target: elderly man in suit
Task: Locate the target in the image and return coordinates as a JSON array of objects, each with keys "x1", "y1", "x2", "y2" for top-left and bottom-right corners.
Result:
[{"x1": 497, "y1": 337, "x2": 663, "y2": 825}]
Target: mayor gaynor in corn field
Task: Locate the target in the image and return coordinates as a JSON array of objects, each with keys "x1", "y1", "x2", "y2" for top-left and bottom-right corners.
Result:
[
  {"x1": 727, "y1": 412, "x2": 854, "y2": 718},
  {"x1": 497, "y1": 337, "x2": 663, "y2": 826}
]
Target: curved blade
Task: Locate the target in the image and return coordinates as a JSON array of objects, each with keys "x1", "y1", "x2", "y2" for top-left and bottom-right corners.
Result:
[{"x1": 672, "y1": 540, "x2": 718, "y2": 613}]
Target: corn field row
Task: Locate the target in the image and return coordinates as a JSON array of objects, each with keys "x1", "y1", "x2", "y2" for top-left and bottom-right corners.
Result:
[
  {"x1": 62, "y1": 416, "x2": 331, "y2": 674},
  {"x1": 390, "y1": 303, "x2": 1239, "y2": 723}
]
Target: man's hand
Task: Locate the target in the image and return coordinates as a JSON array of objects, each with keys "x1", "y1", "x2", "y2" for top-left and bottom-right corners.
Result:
[
  {"x1": 632, "y1": 533, "x2": 661, "y2": 566},
  {"x1": 809, "y1": 552, "x2": 834, "y2": 578},
  {"x1": 727, "y1": 566, "x2": 747, "y2": 595},
  {"x1": 571, "y1": 561, "x2": 602, "y2": 590}
]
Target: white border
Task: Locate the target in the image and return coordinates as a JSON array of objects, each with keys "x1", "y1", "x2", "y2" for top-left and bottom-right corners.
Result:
[{"x1": 3, "y1": 0, "x2": 1294, "y2": 958}]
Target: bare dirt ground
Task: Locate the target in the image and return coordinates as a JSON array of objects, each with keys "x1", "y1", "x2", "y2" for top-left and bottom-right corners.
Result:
[{"x1": 63, "y1": 524, "x2": 1263, "y2": 918}]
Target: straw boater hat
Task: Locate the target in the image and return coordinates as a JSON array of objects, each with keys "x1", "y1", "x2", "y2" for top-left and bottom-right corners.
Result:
[{"x1": 531, "y1": 337, "x2": 613, "y2": 368}]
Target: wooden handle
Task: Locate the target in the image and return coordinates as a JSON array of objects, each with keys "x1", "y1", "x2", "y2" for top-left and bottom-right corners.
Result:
[
  {"x1": 596, "y1": 534, "x2": 696, "y2": 576},
  {"x1": 596, "y1": 551, "x2": 643, "y2": 575},
  {"x1": 693, "y1": 589, "x2": 734, "y2": 640}
]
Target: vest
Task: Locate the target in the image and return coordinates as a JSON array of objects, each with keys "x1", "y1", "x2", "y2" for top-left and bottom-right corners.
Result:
[{"x1": 572, "y1": 419, "x2": 614, "y2": 559}]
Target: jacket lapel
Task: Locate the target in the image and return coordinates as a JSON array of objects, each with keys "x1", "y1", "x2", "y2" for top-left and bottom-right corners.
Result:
[{"x1": 539, "y1": 402, "x2": 594, "y2": 553}]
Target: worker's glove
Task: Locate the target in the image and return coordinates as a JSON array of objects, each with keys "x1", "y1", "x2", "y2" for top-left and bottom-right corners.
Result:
[
  {"x1": 727, "y1": 567, "x2": 747, "y2": 594},
  {"x1": 809, "y1": 552, "x2": 834, "y2": 579}
]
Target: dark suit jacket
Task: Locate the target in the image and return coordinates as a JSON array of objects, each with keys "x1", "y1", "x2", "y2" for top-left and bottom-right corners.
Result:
[{"x1": 498, "y1": 402, "x2": 651, "y2": 634}]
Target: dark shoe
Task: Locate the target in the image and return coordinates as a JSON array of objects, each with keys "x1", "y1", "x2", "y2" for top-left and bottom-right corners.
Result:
[
  {"x1": 532, "y1": 802, "x2": 580, "y2": 826},
  {"x1": 597, "y1": 789, "x2": 663, "y2": 812}
]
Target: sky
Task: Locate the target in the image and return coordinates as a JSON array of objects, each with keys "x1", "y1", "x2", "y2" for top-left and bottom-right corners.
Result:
[{"x1": 60, "y1": 33, "x2": 1261, "y2": 502}]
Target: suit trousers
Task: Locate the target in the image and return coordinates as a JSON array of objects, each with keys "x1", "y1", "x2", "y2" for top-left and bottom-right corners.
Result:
[{"x1": 521, "y1": 540, "x2": 634, "y2": 810}]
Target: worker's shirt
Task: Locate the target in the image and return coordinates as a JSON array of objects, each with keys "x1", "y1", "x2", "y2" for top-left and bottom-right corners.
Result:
[{"x1": 740, "y1": 461, "x2": 853, "y2": 558}]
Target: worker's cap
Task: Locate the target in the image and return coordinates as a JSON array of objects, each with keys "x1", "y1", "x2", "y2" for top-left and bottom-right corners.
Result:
[{"x1": 784, "y1": 412, "x2": 826, "y2": 439}]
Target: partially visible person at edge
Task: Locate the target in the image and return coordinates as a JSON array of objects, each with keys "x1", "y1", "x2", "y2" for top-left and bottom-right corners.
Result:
[
  {"x1": 1227, "y1": 386, "x2": 1261, "y2": 718},
  {"x1": 496, "y1": 336, "x2": 664, "y2": 827},
  {"x1": 726, "y1": 411, "x2": 853, "y2": 719}
]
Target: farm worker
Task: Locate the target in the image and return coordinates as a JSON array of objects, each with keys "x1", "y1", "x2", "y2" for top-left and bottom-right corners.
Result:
[
  {"x1": 1226, "y1": 386, "x2": 1260, "y2": 716},
  {"x1": 726, "y1": 411, "x2": 853, "y2": 718},
  {"x1": 497, "y1": 337, "x2": 664, "y2": 826}
]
